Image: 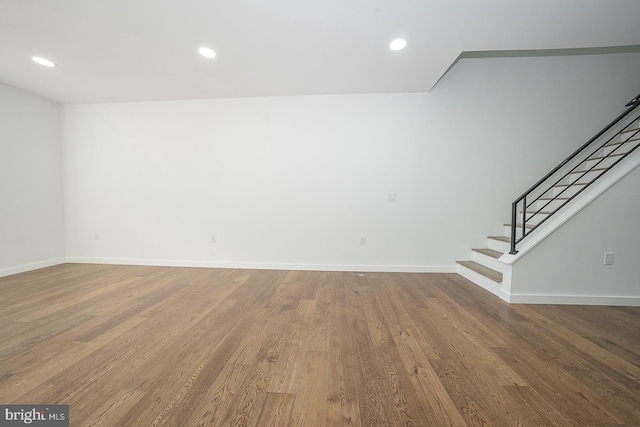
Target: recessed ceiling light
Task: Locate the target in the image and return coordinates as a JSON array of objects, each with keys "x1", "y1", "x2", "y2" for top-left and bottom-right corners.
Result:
[
  {"x1": 389, "y1": 38, "x2": 407, "y2": 51},
  {"x1": 199, "y1": 47, "x2": 216, "y2": 59},
  {"x1": 32, "y1": 56, "x2": 56, "y2": 67}
]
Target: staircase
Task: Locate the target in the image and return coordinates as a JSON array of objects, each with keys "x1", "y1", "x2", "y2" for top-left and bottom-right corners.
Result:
[{"x1": 456, "y1": 105, "x2": 640, "y2": 300}]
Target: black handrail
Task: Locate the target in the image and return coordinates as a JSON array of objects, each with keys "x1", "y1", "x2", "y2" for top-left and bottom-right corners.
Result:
[{"x1": 510, "y1": 93, "x2": 640, "y2": 254}]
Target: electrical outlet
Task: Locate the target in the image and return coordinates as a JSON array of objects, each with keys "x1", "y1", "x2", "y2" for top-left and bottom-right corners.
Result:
[
  {"x1": 360, "y1": 236, "x2": 367, "y2": 245},
  {"x1": 210, "y1": 234, "x2": 216, "y2": 243},
  {"x1": 604, "y1": 252, "x2": 614, "y2": 265}
]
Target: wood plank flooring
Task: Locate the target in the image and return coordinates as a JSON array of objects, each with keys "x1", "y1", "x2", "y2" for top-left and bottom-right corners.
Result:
[{"x1": 1, "y1": 264, "x2": 639, "y2": 426}]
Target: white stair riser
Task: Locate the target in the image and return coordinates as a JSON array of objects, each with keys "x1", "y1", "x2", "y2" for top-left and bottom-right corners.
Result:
[
  {"x1": 472, "y1": 251, "x2": 505, "y2": 273},
  {"x1": 488, "y1": 238, "x2": 510, "y2": 253},
  {"x1": 503, "y1": 225, "x2": 529, "y2": 238},
  {"x1": 532, "y1": 198, "x2": 567, "y2": 211},
  {"x1": 457, "y1": 265, "x2": 503, "y2": 297},
  {"x1": 602, "y1": 138, "x2": 640, "y2": 156},
  {"x1": 522, "y1": 212, "x2": 549, "y2": 224},
  {"x1": 508, "y1": 217, "x2": 535, "y2": 230},
  {"x1": 619, "y1": 127, "x2": 639, "y2": 143},
  {"x1": 551, "y1": 185, "x2": 585, "y2": 198},
  {"x1": 562, "y1": 169, "x2": 606, "y2": 185},
  {"x1": 583, "y1": 155, "x2": 622, "y2": 170}
]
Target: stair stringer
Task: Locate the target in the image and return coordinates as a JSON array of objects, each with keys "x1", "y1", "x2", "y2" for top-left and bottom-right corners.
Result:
[
  {"x1": 457, "y1": 148, "x2": 640, "y2": 304},
  {"x1": 499, "y1": 147, "x2": 640, "y2": 265},
  {"x1": 498, "y1": 149, "x2": 640, "y2": 304}
]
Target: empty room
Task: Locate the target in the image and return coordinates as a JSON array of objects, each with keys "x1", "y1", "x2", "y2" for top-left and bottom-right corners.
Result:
[{"x1": 1, "y1": 1, "x2": 640, "y2": 426}]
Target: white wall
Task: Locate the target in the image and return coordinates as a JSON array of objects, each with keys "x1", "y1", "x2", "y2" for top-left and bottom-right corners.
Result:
[
  {"x1": 510, "y1": 163, "x2": 640, "y2": 304},
  {"x1": 61, "y1": 51, "x2": 640, "y2": 271},
  {"x1": 0, "y1": 83, "x2": 65, "y2": 276}
]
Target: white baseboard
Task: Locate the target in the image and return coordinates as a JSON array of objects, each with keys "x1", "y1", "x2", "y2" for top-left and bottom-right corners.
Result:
[
  {"x1": 508, "y1": 293, "x2": 640, "y2": 306},
  {"x1": 4, "y1": 258, "x2": 638, "y2": 306},
  {"x1": 0, "y1": 258, "x2": 66, "y2": 278},
  {"x1": 64, "y1": 257, "x2": 457, "y2": 273}
]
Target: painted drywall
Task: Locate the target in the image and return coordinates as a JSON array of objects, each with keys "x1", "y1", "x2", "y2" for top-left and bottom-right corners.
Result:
[
  {"x1": 509, "y1": 163, "x2": 640, "y2": 304},
  {"x1": 0, "y1": 83, "x2": 65, "y2": 276},
  {"x1": 61, "y1": 51, "x2": 640, "y2": 271}
]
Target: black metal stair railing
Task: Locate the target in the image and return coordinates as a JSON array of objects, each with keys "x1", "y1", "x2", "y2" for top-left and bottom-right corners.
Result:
[{"x1": 509, "y1": 93, "x2": 640, "y2": 254}]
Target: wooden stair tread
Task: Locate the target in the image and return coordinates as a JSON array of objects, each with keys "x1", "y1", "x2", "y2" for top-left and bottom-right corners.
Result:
[
  {"x1": 488, "y1": 235, "x2": 510, "y2": 243},
  {"x1": 524, "y1": 210, "x2": 552, "y2": 214},
  {"x1": 588, "y1": 153, "x2": 624, "y2": 160},
  {"x1": 621, "y1": 133, "x2": 640, "y2": 142},
  {"x1": 570, "y1": 168, "x2": 607, "y2": 173},
  {"x1": 605, "y1": 136, "x2": 640, "y2": 146},
  {"x1": 619, "y1": 129, "x2": 639, "y2": 136},
  {"x1": 457, "y1": 261, "x2": 503, "y2": 283},
  {"x1": 472, "y1": 248, "x2": 503, "y2": 259},
  {"x1": 504, "y1": 223, "x2": 535, "y2": 229},
  {"x1": 554, "y1": 183, "x2": 587, "y2": 188}
]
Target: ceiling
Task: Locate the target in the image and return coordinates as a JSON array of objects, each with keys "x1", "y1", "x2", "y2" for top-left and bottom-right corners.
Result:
[{"x1": 1, "y1": 0, "x2": 640, "y2": 104}]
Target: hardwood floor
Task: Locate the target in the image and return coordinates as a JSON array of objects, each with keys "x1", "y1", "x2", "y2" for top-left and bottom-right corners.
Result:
[{"x1": 1, "y1": 264, "x2": 639, "y2": 426}]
